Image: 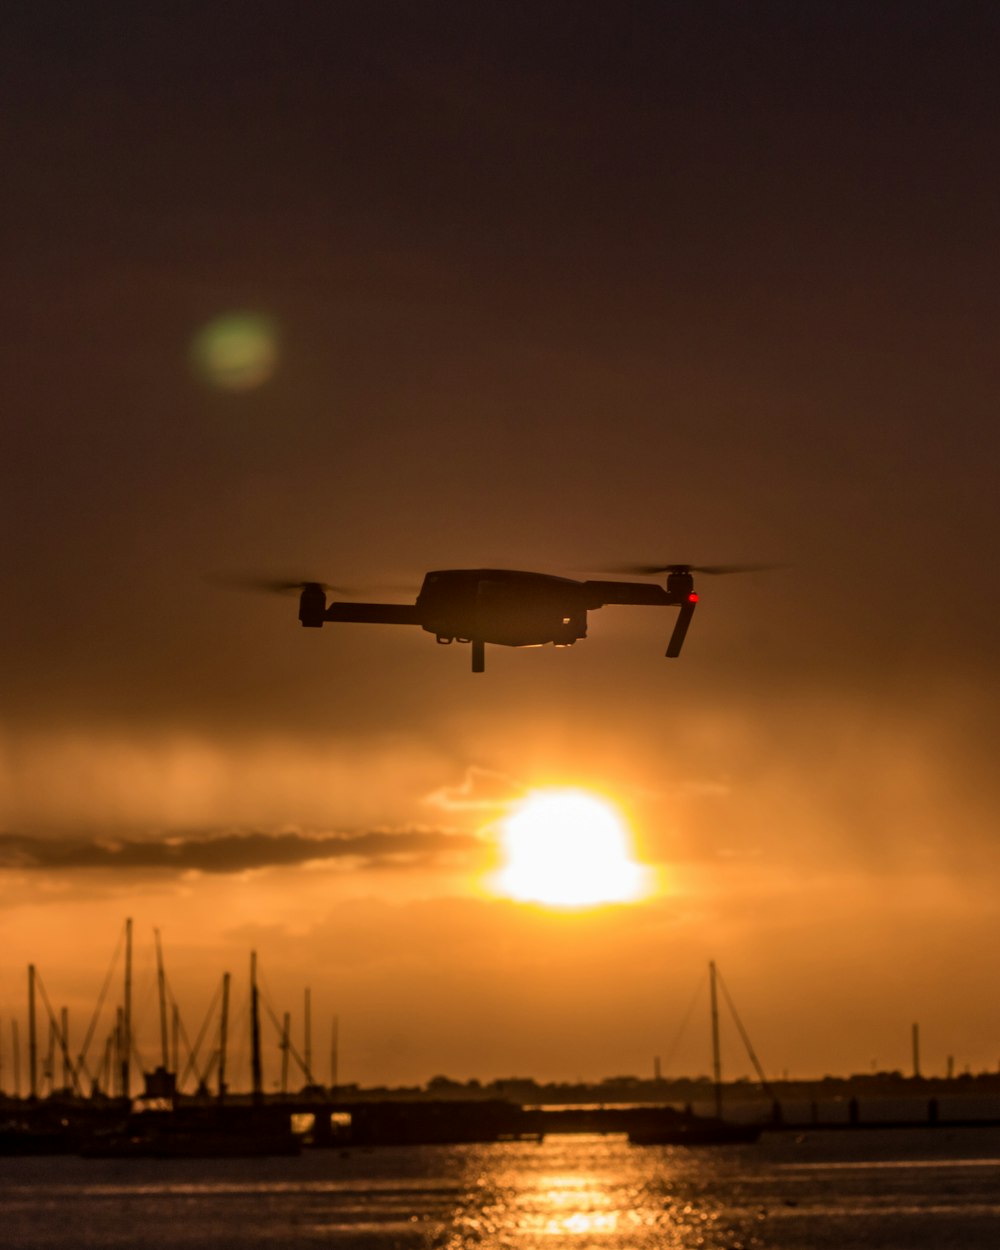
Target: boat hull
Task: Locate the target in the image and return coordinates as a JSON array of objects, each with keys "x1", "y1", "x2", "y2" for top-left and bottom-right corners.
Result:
[{"x1": 628, "y1": 1116, "x2": 761, "y2": 1146}]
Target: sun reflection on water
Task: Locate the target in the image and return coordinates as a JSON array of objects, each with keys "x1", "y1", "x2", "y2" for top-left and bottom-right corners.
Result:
[
  {"x1": 443, "y1": 1136, "x2": 740, "y2": 1249},
  {"x1": 531, "y1": 1174, "x2": 618, "y2": 1236},
  {"x1": 2, "y1": 1125, "x2": 998, "y2": 1249}
]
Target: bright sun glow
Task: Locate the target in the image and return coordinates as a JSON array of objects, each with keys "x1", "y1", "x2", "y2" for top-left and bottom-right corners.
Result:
[{"x1": 495, "y1": 789, "x2": 647, "y2": 907}]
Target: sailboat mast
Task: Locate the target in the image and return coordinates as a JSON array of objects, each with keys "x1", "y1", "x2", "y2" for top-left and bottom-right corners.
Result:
[
  {"x1": 12, "y1": 1019, "x2": 21, "y2": 1099},
  {"x1": 116, "y1": 1008, "x2": 125, "y2": 1096},
  {"x1": 61, "y1": 1007, "x2": 70, "y2": 1090},
  {"x1": 218, "y1": 971, "x2": 230, "y2": 1102},
  {"x1": 28, "y1": 964, "x2": 37, "y2": 1100},
  {"x1": 102, "y1": 1033, "x2": 113, "y2": 1096},
  {"x1": 709, "y1": 959, "x2": 722, "y2": 1118},
  {"x1": 122, "y1": 917, "x2": 133, "y2": 1099},
  {"x1": 304, "y1": 987, "x2": 312, "y2": 1085},
  {"x1": 155, "y1": 929, "x2": 169, "y2": 1070},
  {"x1": 250, "y1": 952, "x2": 262, "y2": 1104},
  {"x1": 280, "y1": 1011, "x2": 291, "y2": 1095},
  {"x1": 45, "y1": 1018, "x2": 55, "y2": 1096}
]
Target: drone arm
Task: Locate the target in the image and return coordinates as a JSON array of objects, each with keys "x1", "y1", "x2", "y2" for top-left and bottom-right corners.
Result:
[
  {"x1": 665, "y1": 599, "x2": 696, "y2": 657},
  {"x1": 323, "y1": 602, "x2": 422, "y2": 626},
  {"x1": 581, "y1": 580, "x2": 673, "y2": 608}
]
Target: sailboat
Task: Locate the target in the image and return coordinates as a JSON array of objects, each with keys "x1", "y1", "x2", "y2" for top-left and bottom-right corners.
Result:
[
  {"x1": 628, "y1": 962, "x2": 762, "y2": 1146},
  {"x1": 81, "y1": 950, "x2": 301, "y2": 1158}
]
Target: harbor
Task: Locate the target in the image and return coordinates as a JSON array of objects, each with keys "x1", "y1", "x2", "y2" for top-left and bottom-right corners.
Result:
[{"x1": 3, "y1": 927, "x2": 999, "y2": 1156}]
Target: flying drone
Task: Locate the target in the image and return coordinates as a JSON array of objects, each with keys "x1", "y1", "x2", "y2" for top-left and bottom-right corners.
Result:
[{"x1": 241, "y1": 564, "x2": 765, "y2": 672}]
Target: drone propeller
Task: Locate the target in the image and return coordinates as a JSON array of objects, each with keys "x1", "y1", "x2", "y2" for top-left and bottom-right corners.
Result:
[
  {"x1": 606, "y1": 562, "x2": 778, "y2": 577},
  {"x1": 208, "y1": 573, "x2": 348, "y2": 595}
]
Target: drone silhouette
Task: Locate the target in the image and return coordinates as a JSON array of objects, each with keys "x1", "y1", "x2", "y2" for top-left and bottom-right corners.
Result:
[{"x1": 239, "y1": 564, "x2": 766, "y2": 672}]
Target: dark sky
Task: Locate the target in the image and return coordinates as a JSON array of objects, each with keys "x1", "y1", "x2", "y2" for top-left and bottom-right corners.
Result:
[{"x1": 1, "y1": 2, "x2": 999, "y2": 1084}]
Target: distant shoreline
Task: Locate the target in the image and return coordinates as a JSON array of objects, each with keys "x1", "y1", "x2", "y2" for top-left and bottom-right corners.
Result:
[{"x1": 348, "y1": 1071, "x2": 1000, "y2": 1104}]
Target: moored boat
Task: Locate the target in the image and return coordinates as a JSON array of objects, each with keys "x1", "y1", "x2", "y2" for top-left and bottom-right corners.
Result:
[
  {"x1": 628, "y1": 1114, "x2": 761, "y2": 1146},
  {"x1": 630, "y1": 961, "x2": 765, "y2": 1147},
  {"x1": 80, "y1": 1109, "x2": 302, "y2": 1158}
]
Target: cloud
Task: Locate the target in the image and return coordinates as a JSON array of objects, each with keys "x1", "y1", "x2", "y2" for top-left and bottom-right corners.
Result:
[
  {"x1": 0, "y1": 827, "x2": 483, "y2": 876},
  {"x1": 423, "y1": 765, "x2": 524, "y2": 813}
]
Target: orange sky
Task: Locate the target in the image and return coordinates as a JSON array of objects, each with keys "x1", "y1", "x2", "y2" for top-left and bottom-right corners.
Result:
[{"x1": 2, "y1": 3, "x2": 999, "y2": 1090}]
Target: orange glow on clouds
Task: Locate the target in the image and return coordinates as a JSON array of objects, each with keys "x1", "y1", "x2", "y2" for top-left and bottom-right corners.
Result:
[{"x1": 493, "y1": 788, "x2": 649, "y2": 907}]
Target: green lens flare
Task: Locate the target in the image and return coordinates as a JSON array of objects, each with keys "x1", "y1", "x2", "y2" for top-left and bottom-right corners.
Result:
[{"x1": 191, "y1": 312, "x2": 279, "y2": 390}]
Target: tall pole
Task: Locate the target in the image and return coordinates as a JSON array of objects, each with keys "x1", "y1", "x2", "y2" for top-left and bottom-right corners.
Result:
[
  {"x1": 115, "y1": 1008, "x2": 124, "y2": 1097},
  {"x1": 155, "y1": 929, "x2": 169, "y2": 1071},
  {"x1": 250, "y1": 952, "x2": 262, "y2": 1104},
  {"x1": 28, "y1": 964, "x2": 38, "y2": 1100},
  {"x1": 102, "y1": 1034, "x2": 114, "y2": 1096},
  {"x1": 218, "y1": 972, "x2": 230, "y2": 1103},
  {"x1": 172, "y1": 1004, "x2": 180, "y2": 1079},
  {"x1": 281, "y1": 1011, "x2": 291, "y2": 1095},
  {"x1": 330, "y1": 1014, "x2": 339, "y2": 1094},
  {"x1": 709, "y1": 960, "x2": 723, "y2": 1118},
  {"x1": 304, "y1": 987, "x2": 312, "y2": 1086},
  {"x1": 45, "y1": 1018, "x2": 56, "y2": 1095},
  {"x1": 61, "y1": 1007, "x2": 70, "y2": 1091},
  {"x1": 12, "y1": 1020, "x2": 21, "y2": 1098},
  {"x1": 122, "y1": 917, "x2": 133, "y2": 1099},
  {"x1": 912, "y1": 1022, "x2": 921, "y2": 1078}
]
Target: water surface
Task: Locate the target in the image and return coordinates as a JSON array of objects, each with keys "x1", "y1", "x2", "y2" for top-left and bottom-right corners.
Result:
[{"x1": 2, "y1": 1127, "x2": 998, "y2": 1249}]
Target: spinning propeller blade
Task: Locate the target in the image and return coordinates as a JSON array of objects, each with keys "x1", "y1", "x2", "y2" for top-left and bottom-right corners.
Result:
[
  {"x1": 602, "y1": 562, "x2": 779, "y2": 577},
  {"x1": 208, "y1": 573, "x2": 349, "y2": 595}
]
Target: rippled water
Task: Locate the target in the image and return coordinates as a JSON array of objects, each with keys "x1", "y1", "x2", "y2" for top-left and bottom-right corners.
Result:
[{"x1": 2, "y1": 1128, "x2": 999, "y2": 1249}]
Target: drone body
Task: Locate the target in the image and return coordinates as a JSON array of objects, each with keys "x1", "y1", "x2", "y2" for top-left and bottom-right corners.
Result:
[{"x1": 297, "y1": 566, "x2": 702, "y2": 672}]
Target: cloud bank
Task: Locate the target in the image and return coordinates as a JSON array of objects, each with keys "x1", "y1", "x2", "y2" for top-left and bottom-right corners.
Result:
[{"x1": 0, "y1": 827, "x2": 483, "y2": 875}]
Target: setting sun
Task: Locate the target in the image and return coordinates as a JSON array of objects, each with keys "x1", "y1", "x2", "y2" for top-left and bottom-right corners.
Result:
[{"x1": 494, "y1": 789, "x2": 647, "y2": 907}]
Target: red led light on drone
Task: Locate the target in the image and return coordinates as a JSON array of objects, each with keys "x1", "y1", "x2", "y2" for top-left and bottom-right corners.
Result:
[{"x1": 688, "y1": 592, "x2": 699, "y2": 602}]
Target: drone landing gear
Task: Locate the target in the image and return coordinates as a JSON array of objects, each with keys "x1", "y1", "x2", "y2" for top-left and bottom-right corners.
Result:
[
  {"x1": 666, "y1": 599, "x2": 696, "y2": 657},
  {"x1": 471, "y1": 638, "x2": 485, "y2": 673}
]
